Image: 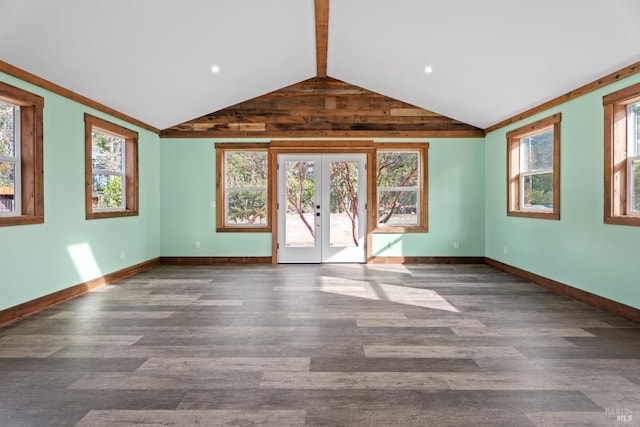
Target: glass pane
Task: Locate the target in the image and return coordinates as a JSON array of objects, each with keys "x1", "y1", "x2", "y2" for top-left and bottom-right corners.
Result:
[
  {"x1": 285, "y1": 161, "x2": 315, "y2": 247},
  {"x1": 329, "y1": 161, "x2": 359, "y2": 247},
  {"x1": 522, "y1": 172, "x2": 553, "y2": 209},
  {"x1": 225, "y1": 151, "x2": 267, "y2": 188},
  {"x1": 632, "y1": 160, "x2": 640, "y2": 213},
  {"x1": 0, "y1": 162, "x2": 16, "y2": 213},
  {"x1": 0, "y1": 101, "x2": 18, "y2": 158},
  {"x1": 377, "y1": 190, "x2": 418, "y2": 226},
  {"x1": 92, "y1": 130, "x2": 123, "y2": 172},
  {"x1": 92, "y1": 174, "x2": 123, "y2": 209},
  {"x1": 631, "y1": 102, "x2": 640, "y2": 156},
  {"x1": 225, "y1": 190, "x2": 267, "y2": 226},
  {"x1": 377, "y1": 151, "x2": 419, "y2": 187},
  {"x1": 521, "y1": 129, "x2": 553, "y2": 172}
]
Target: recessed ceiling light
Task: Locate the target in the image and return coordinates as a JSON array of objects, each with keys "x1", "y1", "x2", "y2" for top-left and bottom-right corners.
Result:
[
  {"x1": 424, "y1": 66, "x2": 434, "y2": 74},
  {"x1": 211, "y1": 65, "x2": 221, "y2": 73}
]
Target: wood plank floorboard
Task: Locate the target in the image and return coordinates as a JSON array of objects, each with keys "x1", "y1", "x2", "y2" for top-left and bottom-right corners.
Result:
[{"x1": 0, "y1": 263, "x2": 638, "y2": 426}]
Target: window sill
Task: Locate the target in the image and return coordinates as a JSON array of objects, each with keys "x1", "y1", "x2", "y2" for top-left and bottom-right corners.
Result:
[
  {"x1": 0, "y1": 215, "x2": 44, "y2": 227},
  {"x1": 373, "y1": 225, "x2": 428, "y2": 233},
  {"x1": 604, "y1": 216, "x2": 640, "y2": 227},
  {"x1": 507, "y1": 210, "x2": 560, "y2": 220},
  {"x1": 216, "y1": 226, "x2": 272, "y2": 233},
  {"x1": 86, "y1": 210, "x2": 139, "y2": 220}
]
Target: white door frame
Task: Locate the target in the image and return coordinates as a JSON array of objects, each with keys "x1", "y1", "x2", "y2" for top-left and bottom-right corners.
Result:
[{"x1": 277, "y1": 153, "x2": 367, "y2": 263}]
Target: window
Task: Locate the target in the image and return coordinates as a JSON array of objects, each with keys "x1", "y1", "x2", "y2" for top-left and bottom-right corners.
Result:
[
  {"x1": 507, "y1": 113, "x2": 561, "y2": 220},
  {"x1": 374, "y1": 143, "x2": 429, "y2": 232},
  {"x1": 0, "y1": 81, "x2": 44, "y2": 227},
  {"x1": 216, "y1": 143, "x2": 270, "y2": 231},
  {"x1": 604, "y1": 82, "x2": 640, "y2": 226},
  {"x1": 85, "y1": 114, "x2": 138, "y2": 219}
]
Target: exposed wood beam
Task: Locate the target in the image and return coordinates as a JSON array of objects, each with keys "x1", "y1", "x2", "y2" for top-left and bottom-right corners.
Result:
[{"x1": 315, "y1": 0, "x2": 329, "y2": 77}]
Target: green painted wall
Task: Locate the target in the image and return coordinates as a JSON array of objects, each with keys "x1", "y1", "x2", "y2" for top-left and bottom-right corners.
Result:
[
  {"x1": 6, "y1": 65, "x2": 639, "y2": 314},
  {"x1": 485, "y1": 74, "x2": 640, "y2": 310},
  {"x1": 160, "y1": 139, "x2": 273, "y2": 257},
  {"x1": 0, "y1": 73, "x2": 160, "y2": 311},
  {"x1": 371, "y1": 138, "x2": 485, "y2": 257},
  {"x1": 159, "y1": 138, "x2": 485, "y2": 258}
]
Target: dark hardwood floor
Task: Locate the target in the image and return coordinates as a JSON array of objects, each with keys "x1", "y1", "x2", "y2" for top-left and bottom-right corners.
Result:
[{"x1": 0, "y1": 264, "x2": 638, "y2": 426}]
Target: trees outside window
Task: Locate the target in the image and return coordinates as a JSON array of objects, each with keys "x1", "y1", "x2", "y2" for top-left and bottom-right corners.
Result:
[
  {"x1": 216, "y1": 144, "x2": 270, "y2": 232},
  {"x1": 85, "y1": 114, "x2": 138, "y2": 219},
  {"x1": 0, "y1": 81, "x2": 44, "y2": 227},
  {"x1": 604, "y1": 83, "x2": 640, "y2": 226},
  {"x1": 507, "y1": 114, "x2": 561, "y2": 220},
  {"x1": 374, "y1": 143, "x2": 429, "y2": 232}
]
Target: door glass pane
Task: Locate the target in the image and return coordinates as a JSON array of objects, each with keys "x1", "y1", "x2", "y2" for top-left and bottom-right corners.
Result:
[
  {"x1": 329, "y1": 161, "x2": 359, "y2": 247},
  {"x1": 377, "y1": 190, "x2": 418, "y2": 225},
  {"x1": 0, "y1": 162, "x2": 16, "y2": 213},
  {"x1": 285, "y1": 161, "x2": 316, "y2": 247}
]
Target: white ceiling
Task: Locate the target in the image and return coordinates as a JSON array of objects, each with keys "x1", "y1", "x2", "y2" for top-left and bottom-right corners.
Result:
[{"x1": 2, "y1": 0, "x2": 639, "y2": 130}]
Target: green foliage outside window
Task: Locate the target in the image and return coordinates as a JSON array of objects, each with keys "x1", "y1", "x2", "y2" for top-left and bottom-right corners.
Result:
[
  {"x1": 225, "y1": 151, "x2": 268, "y2": 225},
  {"x1": 376, "y1": 151, "x2": 419, "y2": 224},
  {"x1": 91, "y1": 129, "x2": 124, "y2": 209},
  {"x1": 521, "y1": 129, "x2": 554, "y2": 208},
  {"x1": 0, "y1": 101, "x2": 16, "y2": 189}
]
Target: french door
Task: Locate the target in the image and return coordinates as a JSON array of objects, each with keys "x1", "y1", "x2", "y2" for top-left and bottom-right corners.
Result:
[{"x1": 277, "y1": 153, "x2": 367, "y2": 263}]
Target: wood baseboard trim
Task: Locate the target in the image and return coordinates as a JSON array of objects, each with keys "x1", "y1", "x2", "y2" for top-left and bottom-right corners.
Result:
[
  {"x1": 369, "y1": 256, "x2": 485, "y2": 264},
  {"x1": 485, "y1": 258, "x2": 640, "y2": 323},
  {"x1": 0, "y1": 258, "x2": 160, "y2": 327},
  {"x1": 160, "y1": 256, "x2": 273, "y2": 265}
]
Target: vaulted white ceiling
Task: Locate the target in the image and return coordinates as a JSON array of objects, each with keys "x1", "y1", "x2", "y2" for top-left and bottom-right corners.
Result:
[{"x1": 2, "y1": 0, "x2": 639, "y2": 130}]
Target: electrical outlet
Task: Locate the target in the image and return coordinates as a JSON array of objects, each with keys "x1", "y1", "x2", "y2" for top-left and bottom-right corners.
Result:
[
  {"x1": 195, "y1": 241, "x2": 201, "y2": 249},
  {"x1": 453, "y1": 241, "x2": 460, "y2": 249},
  {"x1": 503, "y1": 246, "x2": 508, "y2": 255},
  {"x1": 120, "y1": 250, "x2": 125, "y2": 260}
]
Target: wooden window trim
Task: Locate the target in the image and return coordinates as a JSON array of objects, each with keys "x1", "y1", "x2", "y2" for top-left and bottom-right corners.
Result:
[
  {"x1": 373, "y1": 143, "x2": 429, "y2": 233},
  {"x1": 84, "y1": 114, "x2": 138, "y2": 220},
  {"x1": 603, "y1": 82, "x2": 640, "y2": 226},
  {"x1": 506, "y1": 113, "x2": 561, "y2": 220},
  {"x1": 216, "y1": 143, "x2": 271, "y2": 232},
  {"x1": 0, "y1": 82, "x2": 44, "y2": 227}
]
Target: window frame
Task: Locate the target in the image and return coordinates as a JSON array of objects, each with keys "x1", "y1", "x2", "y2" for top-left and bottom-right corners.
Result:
[
  {"x1": 506, "y1": 113, "x2": 561, "y2": 220},
  {"x1": 215, "y1": 143, "x2": 271, "y2": 232},
  {"x1": 84, "y1": 113, "x2": 138, "y2": 220},
  {"x1": 0, "y1": 81, "x2": 44, "y2": 227},
  {"x1": 603, "y1": 82, "x2": 640, "y2": 226},
  {"x1": 373, "y1": 143, "x2": 429, "y2": 233}
]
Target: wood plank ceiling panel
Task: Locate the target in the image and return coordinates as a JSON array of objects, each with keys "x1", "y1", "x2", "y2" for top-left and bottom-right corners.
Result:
[{"x1": 160, "y1": 77, "x2": 484, "y2": 138}]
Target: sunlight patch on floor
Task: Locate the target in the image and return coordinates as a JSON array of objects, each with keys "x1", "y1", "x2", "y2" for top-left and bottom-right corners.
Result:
[{"x1": 320, "y1": 277, "x2": 459, "y2": 312}]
